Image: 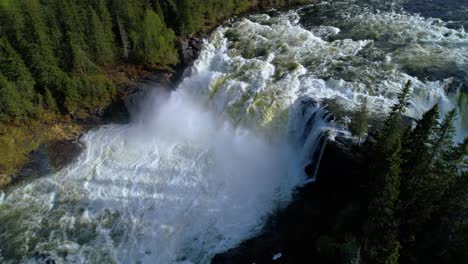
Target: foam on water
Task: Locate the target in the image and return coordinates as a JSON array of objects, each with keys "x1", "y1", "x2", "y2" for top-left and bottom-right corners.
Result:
[
  {"x1": 0, "y1": 88, "x2": 300, "y2": 263},
  {"x1": 1, "y1": 1, "x2": 467, "y2": 263},
  {"x1": 298, "y1": 0, "x2": 467, "y2": 138},
  {"x1": 212, "y1": 8, "x2": 466, "y2": 127}
]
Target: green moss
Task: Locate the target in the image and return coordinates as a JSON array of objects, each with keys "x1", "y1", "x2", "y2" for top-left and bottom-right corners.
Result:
[
  {"x1": 228, "y1": 90, "x2": 290, "y2": 137},
  {"x1": 209, "y1": 75, "x2": 232, "y2": 100},
  {"x1": 225, "y1": 29, "x2": 241, "y2": 42},
  {"x1": 0, "y1": 124, "x2": 45, "y2": 186},
  {"x1": 272, "y1": 58, "x2": 301, "y2": 79},
  {"x1": 457, "y1": 92, "x2": 468, "y2": 130},
  {"x1": 259, "y1": 99, "x2": 289, "y2": 135},
  {"x1": 227, "y1": 92, "x2": 252, "y2": 124},
  {"x1": 0, "y1": 114, "x2": 87, "y2": 188}
]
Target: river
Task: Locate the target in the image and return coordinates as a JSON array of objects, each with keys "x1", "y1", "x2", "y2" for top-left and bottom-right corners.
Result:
[{"x1": 0, "y1": 0, "x2": 466, "y2": 263}]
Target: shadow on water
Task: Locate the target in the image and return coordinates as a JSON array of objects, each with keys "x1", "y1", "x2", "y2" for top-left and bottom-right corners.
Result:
[{"x1": 404, "y1": 0, "x2": 468, "y2": 29}]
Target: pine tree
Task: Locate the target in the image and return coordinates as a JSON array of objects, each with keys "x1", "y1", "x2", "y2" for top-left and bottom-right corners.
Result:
[
  {"x1": 398, "y1": 104, "x2": 440, "y2": 262},
  {"x1": 349, "y1": 98, "x2": 369, "y2": 145},
  {"x1": 364, "y1": 81, "x2": 412, "y2": 264},
  {"x1": 400, "y1": 104, "x2": 440, "y2": 196},
  {"x1": 176, "y1": 0, "x2": 195, "y2": 35},
  {"x1": 96, "y1": 0, "x2": 115, "y2": 41},
  {"x1": 442, "y1": 137, "x2": 468, "y2": 175},
  {"x1": 136, "y1": 9, "x2": 178, "y2": 66},
  {"x1": 402, "y1": 104, "x2": 439, "y2": 174},
  {"x1": 9, "y1": 0, "x2": 68, "y2": 105},
  {"x1": 0, "y1": 74, "x2": 24, "y2": 120},
  {"x1": 56, "y1": 0, "x2": 95, "y2": 74},
  {"x1": 110, "y1": 0, "x2": 145, "y2": 59},
  {"x1": 0, "y1": 36, "x2": 38, "y2": 117},
  {"x1": 428, "y1": 109, "x2": 458, "y2": 169},
  {"x1": 87, "y1": 6, "x2": 115, "y2": 64}
]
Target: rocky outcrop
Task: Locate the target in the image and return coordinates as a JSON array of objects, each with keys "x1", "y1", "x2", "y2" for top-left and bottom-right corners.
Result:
[
  {"x1": 212, "y1": 139, "x2": 369, "y2": 264},
  {"x1": 179, "y1": 35, "x2": 206, "y2": 67},
  {"x1": 173, "y1": 34, "x2": 207, "y2": 82}
]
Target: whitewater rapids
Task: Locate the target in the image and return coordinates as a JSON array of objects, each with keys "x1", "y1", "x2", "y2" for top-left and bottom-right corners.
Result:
[{"x1": 0, "y1": 0, "x2": 467, "y2": 263}]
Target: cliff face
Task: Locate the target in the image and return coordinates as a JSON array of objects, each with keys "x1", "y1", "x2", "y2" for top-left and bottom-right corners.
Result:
[{"x1": 212, "y1": 139, "x2": 369, "y2": 264}]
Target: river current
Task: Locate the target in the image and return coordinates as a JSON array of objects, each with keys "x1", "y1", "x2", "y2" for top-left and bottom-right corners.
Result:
[{"x1": 0, "y1": 0, "x2": 466, "y2": 263}]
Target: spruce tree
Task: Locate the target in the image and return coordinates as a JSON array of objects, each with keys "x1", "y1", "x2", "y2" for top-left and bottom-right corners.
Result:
[
  {"x1": 0, "y1": 74, "x2": 23, "y2": 120},
  {"x1": 13, "y1": 0, "x2": 68, "y2": 105},
  {"x1": 136, "y1": 9, "x2": 178, "y2": 66},
  {"x1": 96, "y1": 0, "x2": 115, "y2": 42},
  {"x1": 110, "y1": 0, "x2": 145, "y2": 59},
  {"x1": 398, "y1": 104, "x2": 440, "y2": 262},
  {"x1": 87, "y1": 6, "x2": 115, "y2": 65},
  {"x1": 0, "y1": 37, "x2": 38, "y2": 117},
  {"x1": 56, "y1": 0, "x2": 95, "y2": 74},
  {"x1": 429, "y1": 109, "x2": 458, "y2": 169},
  {"x1": 442, "y1": 137, "x2": 468, "y2": 174},
  {"x1": 400, "y1": 104, "x2": 440, "y2": 196},
  {"x1": 365, "y1": 81, "x2": 412, "y2": 264},
  {"x1": 402, "y1": 105, "x2": 439, "y2": 172},
  {"x1": 0, "y1": 36, "x2": 35, "y2": 87},
  {"x1": 349, "y1": 97, "x2": 369, "y2": 145},
  {"x1": 420, "y1": 170, "x2": 468, "y2": 263},
  {"x1": 176, "y1": 0, "x2": 195, "y2": 35}
]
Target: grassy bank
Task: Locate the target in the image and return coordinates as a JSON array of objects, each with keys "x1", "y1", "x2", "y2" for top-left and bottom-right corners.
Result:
[
  {"x1": 0, "y1": 116, "x2": 84, "y2": 187},
  {"x1": 0, "y1": 63, "x2": 169, "y2": 188}
]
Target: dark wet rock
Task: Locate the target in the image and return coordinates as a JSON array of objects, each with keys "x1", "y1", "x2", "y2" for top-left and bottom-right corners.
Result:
[
  {"x1": 173, "y1": 34, "x2": 207, "y2": 83},
  {"x1": 317, "y1": 140, "x2": 366, "y2": 180},
  {"x1": 10, "y1": 145, "x2": 54, "y2": 186},
  {"x1": 304, "y1": 162, "x2": 316, "y2": 177},
  {"x1": 179, "y1": 35, "x2": 206, "y2": 67},
  {"x1": 47, "y1": 139, "x2": 84, "y2": 171},
  {"x1": 8, "y1": 139, "x2": 83, "y2": 189},
  {"x1": 212, "y1": 139, "x2": 368, "y2": 264},
  {"x1": 335, "y1": 134, "x2": 355, "y2": 146},
  {"x1": 90, "y1": 107, "x2": 106, "y2": 118},
  {"x1": 31, "y1": 253, "x2": 56, "y2": 264}
]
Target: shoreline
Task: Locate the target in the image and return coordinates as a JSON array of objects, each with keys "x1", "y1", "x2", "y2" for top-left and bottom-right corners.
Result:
[
  {"x1": 0, "y1": 39, "x2": 198, "y2": 189},
  {"x1": 0, "y1": 1, "x2": 320, "y2": 189}
]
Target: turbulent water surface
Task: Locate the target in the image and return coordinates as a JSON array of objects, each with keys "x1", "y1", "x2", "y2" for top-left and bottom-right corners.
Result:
[{"x1": 0, "y1": 0, "x2": 467, "y2": 263}]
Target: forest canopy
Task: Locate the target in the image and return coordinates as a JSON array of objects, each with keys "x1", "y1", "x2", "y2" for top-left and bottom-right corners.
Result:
[{"x1": 0, "y1": 0, "x2": 300, "y2": 121}]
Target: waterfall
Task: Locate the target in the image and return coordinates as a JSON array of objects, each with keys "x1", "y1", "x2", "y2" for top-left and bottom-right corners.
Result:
[
  {"x1": 0, "y1": 16, "x2": 331, "y2": 262},
  {"x1": 290, "y1": 98, "x2": 333, "y2": 180},
  {"x1": 1, "y1": 1, "x2": 467, "y2": 263}
]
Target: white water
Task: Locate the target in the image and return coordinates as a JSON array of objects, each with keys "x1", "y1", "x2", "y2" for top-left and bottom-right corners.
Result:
[
  {"x1": 0, "y1": 13, "x2": 330, "y2": 263},
  {"x1": 0, "y1": 89, "x2": 307, "y2": 263},
  {"x1": 1, "y1": 2, "x2": 467, "y2": 263}
]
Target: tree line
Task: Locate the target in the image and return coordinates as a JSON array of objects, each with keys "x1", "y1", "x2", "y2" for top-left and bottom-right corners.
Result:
[
  {"x1": 348, "y1": 81, "x2": 467, "y2": 264},
  {"x1": 0, "y1": 0, "x2": 304, "y2": 122}
]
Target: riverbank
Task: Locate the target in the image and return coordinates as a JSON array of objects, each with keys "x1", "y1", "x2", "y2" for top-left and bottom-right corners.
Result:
[
  {"x1": 0, "y1": 0, "x2": 320, "y2": 189},
  {"x1": 0, "y1": 65, "x2": 183, "y2": 186},
  {"x1": 0, "y1": 40, "x2": 196, "y2": 188}
]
